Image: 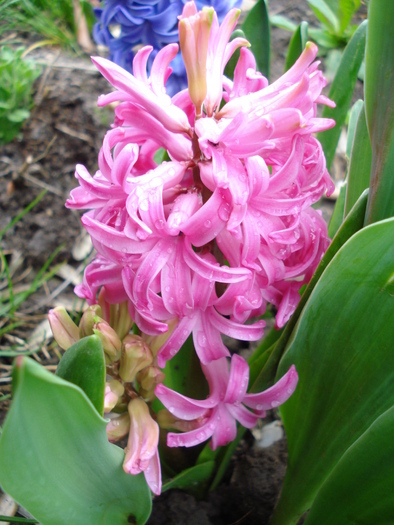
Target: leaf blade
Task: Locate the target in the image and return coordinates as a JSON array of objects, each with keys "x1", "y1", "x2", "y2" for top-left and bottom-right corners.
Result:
[
  {"x1": 317, "y1": 20, "x2": 367, "y2": 170},
  {"x1": 0, "y1": 358, "x2": 152, "y2": 525},
  {"x1": 242, "y1": 0, "x2": 270, "y2": 78},
  {"x1": 364, "y1": 0, "x2": 394, "y2": 224},
  {"x1": 271, "y1": 218, "x2": 394, "y2": 524}
]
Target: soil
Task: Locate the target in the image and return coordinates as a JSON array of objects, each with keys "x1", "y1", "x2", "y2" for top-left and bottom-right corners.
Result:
[{"x1": 0, "y1": 1, "x2": 367, "y2": 523}]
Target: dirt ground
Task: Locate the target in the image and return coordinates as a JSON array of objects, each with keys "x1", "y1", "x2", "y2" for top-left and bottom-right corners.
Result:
[{"x1": 0, "y1": 1, "x2": 367, "y2": 523}]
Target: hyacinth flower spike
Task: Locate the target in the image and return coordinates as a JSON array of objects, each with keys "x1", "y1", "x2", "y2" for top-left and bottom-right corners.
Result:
[
  {"x1": 68, "y1": 1, "x2": 335, "y2": 366},
  {"x1": 155, "y1": 355, "x2": 298, "y2": 450}
]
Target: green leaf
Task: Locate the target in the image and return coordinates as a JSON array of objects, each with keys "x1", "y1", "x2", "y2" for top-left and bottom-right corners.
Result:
[
  {"x1": 364, "y1": 0, "x2": 394, "y2": 224},
  {"x1": 224, "y1": 29, "x2": 246, "y2": 80},
  {"x1": 345, "y1": 98, "x2": 363, "y2": 161},
  {"x1": 162, "y1": 461, "x2": 216, "y2": 497},
  {"x1": 337, "y1": 0, "x2": 362, "y2": 34},
  {"x1": 317, "y1": 20, "x2": 367, "y2": 170},
  {"x1": 327, "y1": 181, "x2": 346, "y2": 238},
  {"x1": 271, "y1": 218, "x2": 394, "y2": 525},
  {"x1": 56, "y1": 335, "x2": 106, "y2": 415},
  {"x1": 305, "y1": 407, "x2": 394, "y2": 525},
  {"x1": 344, "y1": 103, "x2": 372, "y2": 216},
  {"x1": 0, "y1": 357, "x2": 152, "y2": 525},
  {"x1": 285, "y1": 22, "x2": 309, "y2": 71},
  {"x1": 243, "y1": 0, "x2": 270, "y2": 78},
  {"x1": 307, "y1": 0, "x2": 339, "y2": 33},
  {"x1": 269, "y1": 15, "x2": 296, "y2": 33},
  {"x1": 0, "y1": 517, "x2": 37, "y2": 524},
  {"x1": 308, "y1": 27, "x2": 342, "y2": 48},
  {"x1": 7, "y1": 108, "x2": 30, "y2": 122},
  {"x1": 153, "y1": 336, "x2": 208, "y2": 474},
  {"x1": 250, "y1": 189, "x2": 368, "y2": 394}
]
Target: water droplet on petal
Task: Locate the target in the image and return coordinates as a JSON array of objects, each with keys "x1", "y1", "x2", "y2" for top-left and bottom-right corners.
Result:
[
  {"x1": 197, "y1": 332, "x2": 207, "y2": 347},
  {"x1": 204, "y1": 219, "x2": 211, "y2": 228},
  {"x1": 140, "y1": 199, "x2": 149, "y2": 211},
  {"x1": 218, "y1": 203, "x2": 231, "y2": 221},
  {"x1": 271, "y1": 400, "x2": 280, "y2": 408}
]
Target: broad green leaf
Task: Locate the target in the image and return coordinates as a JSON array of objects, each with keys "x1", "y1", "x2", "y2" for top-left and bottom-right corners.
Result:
[
  {"x1": 250, "y1": 189, "x2": 368, "y2": 394},
  {"x1": 364, "y1": 0, "x2": 394, "y2": 224},
  {"x1": 307, "y1": 0, "x2": 339, "y2": 33},
  {"x1": 285, "y1": 22, "x2": 309, "y2": 71},
  {"x1": 242, "y1": 0, "x2": 270, "y2": 78},
  {"x1": 56, "y1": 334, "x2": 106, "y2": 415},
  {"x1": 305, "y1": 407, "x2": 394, "y2": 525},
  {"x1": 0, "y1": 357, "x2": 152, "y2": 525},
  {"x1": 162, "y1": 461, "x2": 215, "y2": 497},
  {"x1": 271, "y1": 218, "x2": 394, "y2": 525},
  {"x1": 317, "y1": 21, "x2": 367, "y2": 170},
  {"x1": 344, "y1": 103, "x2": 372, "y2": 216}
]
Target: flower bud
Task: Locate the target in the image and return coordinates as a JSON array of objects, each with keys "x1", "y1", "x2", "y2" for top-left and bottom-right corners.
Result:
[
  {"x1": 119, "y1": 335, "x2": 153, "y2": 383},
  {"x1": 106, "y1": 412, "x2": 130, "y2": 442},
  {"x1": 104, "y1": 379, "x2": 125, "y2": 413},
  {"x1": 179, "y1": 5, "x2": 213, "y2": 116},
  {"x1": 123, "y1": 398, "x2": 159, "y2": 475},
  {"x1": 112, "y1": 302, "x2": 133, "y2": 340},
  {"x1": 157, "y1": 409, "x2": 207, "y2": 432},
  {"x1": 98, "y1": 289, "x2": 133, "y2": 340},
  {"x1": 93, "y1": 322, "x2": 122, "y2": 363},
  {"x1": 137, "y1": 366, "x2": 165, "y2": 401},
  {"x1": 142, "y1": 318, "x2": 177, "y2": 357},
  {"x1": 79, "y1": 304, "x2": 102, "y2": 338},
  {"x1": 48, "y1": 307, "x2": 79, "y2": 350}
]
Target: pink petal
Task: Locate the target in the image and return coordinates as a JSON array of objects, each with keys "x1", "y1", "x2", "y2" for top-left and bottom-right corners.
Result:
[
  {"x1": 144, "y1": 450, "x2": 162, "y2": 495},
  {"x1": 223, "y1": 354, "x2": 250, "y2": 404},
  {"x1": 92, "y1": 55, "x2": 191, "y2": 134},
  {"x1": 155, "y1": 384, "x2": 217, "y2": 420},
  {"x1": 184, "y1": 240, "x2": 251, "y2": 283},
  {"x1": 243, "y1": 364, "x2": 298, "y2": 411}
]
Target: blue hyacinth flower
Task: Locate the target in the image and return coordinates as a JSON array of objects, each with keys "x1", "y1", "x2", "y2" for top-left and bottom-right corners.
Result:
[{"x1": 93, "y1": 0, "x2": 243, "y2": 95}]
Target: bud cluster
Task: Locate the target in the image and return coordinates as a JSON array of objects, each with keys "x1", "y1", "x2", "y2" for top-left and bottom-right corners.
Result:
[{"x1": 48, "y1": 302, "x2": 165, "y2": 494}]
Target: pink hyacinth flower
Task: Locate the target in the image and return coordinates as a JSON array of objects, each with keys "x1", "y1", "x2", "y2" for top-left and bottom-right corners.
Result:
[
  {"x1": 155, "y1": 355, "x2": 298, "y2": 450},
  {"x1": 68, "y1": 1, "x2": 335, "y2": 365}
]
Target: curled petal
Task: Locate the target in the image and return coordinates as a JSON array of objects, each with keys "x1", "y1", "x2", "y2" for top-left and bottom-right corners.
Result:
[{"x1": 244, "y1": 364, "x2": 299, "y2": 412}]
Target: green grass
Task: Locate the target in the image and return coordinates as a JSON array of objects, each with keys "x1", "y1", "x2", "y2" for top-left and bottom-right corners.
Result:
[
  {"x1": 0, "y1": 0, "x2": 95, "y2": 51},
  {"x1": 0, "y1": 46, "x2": 41, "y2": 144},
  {"x1": 0, "y1": 191, "x2": 64, "y2": 341}
]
